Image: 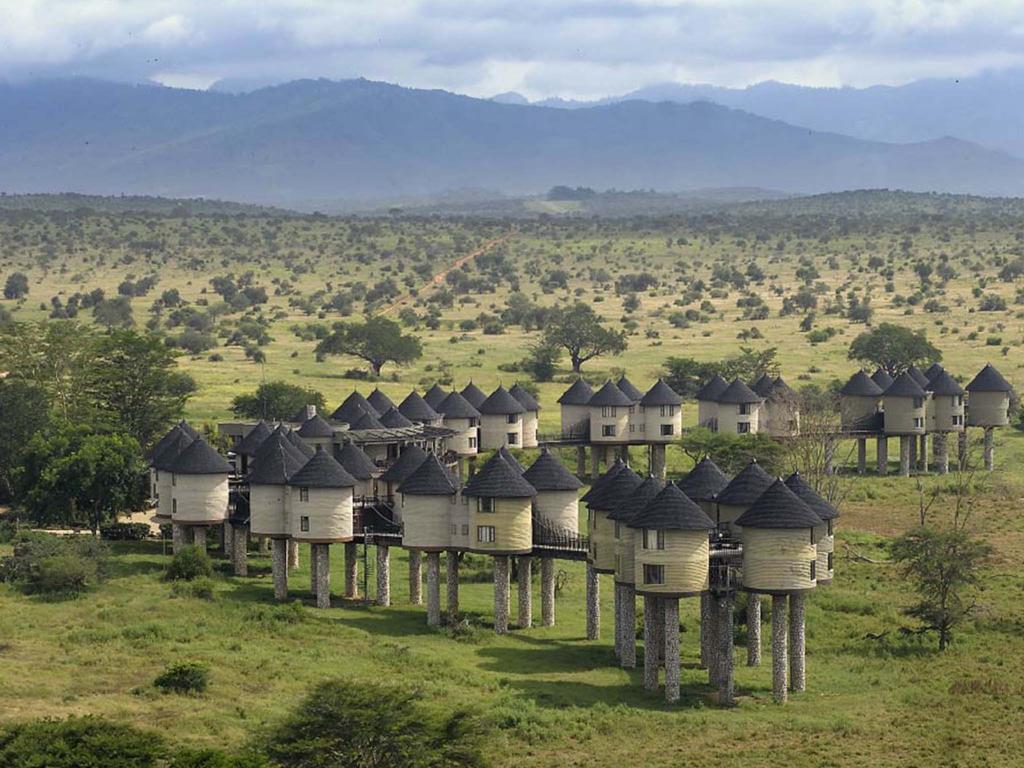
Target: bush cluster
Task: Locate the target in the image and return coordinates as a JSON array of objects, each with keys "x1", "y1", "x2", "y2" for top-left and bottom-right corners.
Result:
[
  {"x1": 154, "y1": 662, "x2": 210, "y2": 695},
  {"x1": 99, "y1": 522, "x2": 151, "y2": 540},
  {"x1": 164, "y1": 545, "x2": 213, "y2": 581},
  {"x1": 0, "y1": 533, "x2": 108, "y2": 596}
]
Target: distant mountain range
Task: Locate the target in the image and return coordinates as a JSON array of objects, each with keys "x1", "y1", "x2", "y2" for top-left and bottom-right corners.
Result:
[
  {"x1": 501, "y1": 69, "x2": 1024, "y2": 158},
  {"x1": 2, "y1": 77, "x2": 1024, "y2": 207}
]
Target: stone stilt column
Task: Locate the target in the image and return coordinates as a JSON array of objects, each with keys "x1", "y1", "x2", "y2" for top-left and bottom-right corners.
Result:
[
  {"x1": 621, "y1": 584, "x2": 637, "y2": 668},
  {"x1": 936, "y1": 433, "x2": 949, "y2": 474},
  {"x1": 446, "y1": 551, "x2": 460, "y2": 620},
  {"x1": 408, "y1": 550, "x2": 422, "y2": 605},
  {"x1": 824, "y1": 437, "x2": 836, "y2": 476},
  {"x1": 771, "y1": 595, "x2": 788, "y2": 703},
  {"x1": 699, "y1": 593, "x2": 711, "y2": 669},
  {"x1": 185, "y1": 526, "x2": 196, "y2": 544},
  {"x1": 257, "y1": 535, "x2": 267, "y2": 553},
  {"x1": 747, "y1": 594, "x2": 762, "y2": 666},
  {"x1": 958, "y1": 430, "x2": 969, "y2": 470},
  {"x1": 309, "y1": 544, "x2": 319, "y2": 595},
  {"x1": 375, "y1": 545, "x2": 391, "y2": 607},
  {"x1": 192, "y1": 526, "x2": 207, "y2": 553},
  {"x1": 984, "y1": 427, "x2": 994, "y2": 470},
  {"x1": 707, "y1": 593, "x2": 721, "y2": 686},
  {"x1": 650, "y1": 443, "x2": 667, "y2": 481},
  {"x1": 426, "y1": 552, "x2": 441, "y2": 627},
  {"x1": 918, "y1": 434, "x2": 928, "y2": 472},
  {"x1": 344, "y1": 541, "x2": 358, "y2": 599},
  {"x1": 899, "y1": 435, "x2": 911, "y2": 477},
  {"x1": 517, "y1": 556, "x2": 533, "y2": 629},
  {"x1": 877, "y1": 436, "x2": 888, "y2": 475},
  {"x1": 315, "y1": 544, "x2": 331, "y2": 609},
  {"x1": 576, "y1": 446, "x2": 587, "y2": 477},
  {"x1": 857, "y1": 438, "x2": 866, "y2": 474},
  {"x1": 231, "y1": 524, "x2": 248, "y2": 576},
  {"x1": 172, "y1": 523, "x2": 185, "y2": 553},
  {"x1": 643, "y1": 595, "x2": 659, "y2": 691},
  {"x1": 223, "y1": 521, "x2": 233, "y2": 555},
  {"x1": 718, "y1": 594, "x2": 735, "y2": 706},
  {"x1": 272, "y1": 538, "x2": 289, "y2": 602},
  {"x1": 789, "y1": 593, "x2": 806, "y2": 693},
  {"x1": 613, "y1": 582, "x2": 623, "y2": 659},
  {"x1": 590, "y1": 446, "x2": 601, "y2": 480},
  {"x1": 585, "y1": 564, "x2": 600, "y2": 640},
  {"x1": 664, "y1": 598, "x2": 681, "y2": 704},
  {"x1": 541, "y1": 558, "x2": 555, "y2": 626},
  {"x1": 288, "y1": 539, "x2": 300, "y2": 571},
  {"x1": 909, "y1": 434, "x2": 917, "y2": 471},
  {"x1": 494, "y1": 556, "x2": 510, "y2": 634}
]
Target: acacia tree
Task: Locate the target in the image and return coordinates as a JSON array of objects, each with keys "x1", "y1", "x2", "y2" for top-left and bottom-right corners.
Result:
[
  {"x1": 315, "y1": 316, "x2": 422, "y2": 376},
  {"x1": 231, "y1": 381, "x2": 327, "y2": 421},
  {"x1": 0, "y1": 321, "x2": 95, "y2": 419},
  {"x1": 542, "y1": 303, "x2": 626, "y2": 373},
  {"x1": 847, "y1": 323, "x2": 941, "y2": 376},
  {"x1": 3, "y1": 272, "x2": 29, "y2": 300}
]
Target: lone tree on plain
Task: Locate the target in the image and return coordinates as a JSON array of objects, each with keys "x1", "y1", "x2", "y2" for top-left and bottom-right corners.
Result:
[
  {"x1": 3, "y1": 272, "x2": 29, "y2": 300},
  {"x1": 231, "y1": 380, "x2": 326, "y2": 421},
  {"x1": 542, "y1": 303, "x2": 627, "y2": 373},
  {"x1": 847, "y1": 323, "x2": 941, "y2": 376},
  {"x1": 316, "y1": 316, "x2": 422, "y2": 376}
]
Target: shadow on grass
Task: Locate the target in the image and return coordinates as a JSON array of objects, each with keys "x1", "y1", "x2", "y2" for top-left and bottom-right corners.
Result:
[{"x1": 504, "y1": 675, "x2": 716, "y2": 711}]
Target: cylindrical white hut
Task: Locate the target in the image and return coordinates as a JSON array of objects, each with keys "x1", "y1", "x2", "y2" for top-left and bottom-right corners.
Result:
[
  {"x1": 557, "y1": 378, "x2": 593, "y2": 436},
  {"x1": 509, "y1": 383, "x2": 540, "y2": 448},
  {"x1": 150, "y1": 425, "x2": 194, "y2": 521},
  {"x1": 234, "y1": 420, "x2": 272, "y2": 475},
  {"x1": 588, "y1": 380, "x2": 632, "y2": 443},
  {"x1": 840, "y1": 370, "x2": 883, "y2": 431},
  {"x1": 478, "y1": 385, "x2": 526, "y2": 450},
  {"x1": 522, "y1": 448, "x2": 583, "y2": 532},
  {"x1": 715, "y1": 379, "x2": 763, "y2": 435},
  {"x1": 436, "y1": 391, "x2": 481, "y2": 456},
  {"x1": 882, "y1": 372, "x2": 928, "y2": 435},
  {"x1": 784, "y1": 472, "x2": 839, "y2": 584},
  {"x1": 587, "y1": 464, "x2": 642, "y2": 574},
  {"x1": 398, "y1": 452, "x2": 460, "y2": 552},
  {"x1": 612, "y1": 475, "x2": 664, "y2": 587},
  {"x1": 167, "y1": 436, "x2": 232, "y2": 525},
  {"x1": 640, "y1": 379, "x2": 683, "y2": 441},
  {"x1": 462, "y1": 453, "x2": 536, "y2": 555},
  {"x1": 398, "y1": 390, "x2": 442, "y2": 426},
  {"x1": 249, "y1": 432, "x2": 309, "y2": 538},
  {"x1": 287, "y1": 446, "x2": 356, "y2": 542},
  {"x1": 926, "y1": 369, "x2": 965, "y2": 432},
  {"x1": 966, "y1": 363, "x2": 1012, "y2": 426},
  {"x1": 735, "y1": 479, "x2": 821, "y2": 594},
  {"x1": 378, "y1": 444, "x2": 429, "y2": 510},
  {"x1": 616, "y1": 376, "x2": 644, "y2": 438},
  {"x1": 337, "y1": 440, "x2": 380, "y2": 502},
  {"x1": 714, "y1": 459, "x2": 774, "y2": 534},
  {"x1": 696, "y1": 374, "x2": 728, "y2": 431}
]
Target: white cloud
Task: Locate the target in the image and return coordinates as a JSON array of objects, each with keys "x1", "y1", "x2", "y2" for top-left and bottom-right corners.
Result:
[{"x1": 1, "y1": 0, "x2": 1023, "y2": 97}]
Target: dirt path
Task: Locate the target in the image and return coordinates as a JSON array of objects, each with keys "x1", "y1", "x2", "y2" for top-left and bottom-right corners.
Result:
[{"x1": 376, "y1": 234, "x2": 510, "y2": 316}]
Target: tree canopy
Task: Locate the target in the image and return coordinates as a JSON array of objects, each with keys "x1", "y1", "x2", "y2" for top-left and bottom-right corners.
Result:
[
  {"x1": 231, "y1": 380, "x2": 327, "y2": 421},
  {"x1": 541, "y1": 302, "x2": 627, "y2": 373},
  {"x1": 315, "y1": 316, "x2": 422, "y2": 375},
  {"x1": 847, "y1": 323, "x2": 941, "y2": 376},
  {"x1": 0, "y1": 379, "x2": 50, "y2": 502},
  {"x1": 3, "y1": 272, "x2": 29, "y2": 300},
  {"x1": 663, "y1": 346, "x2": 780, "y2": 397}
]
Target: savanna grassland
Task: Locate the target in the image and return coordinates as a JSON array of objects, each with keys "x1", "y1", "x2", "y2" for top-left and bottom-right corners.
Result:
[{"x1": 2, "y1": 191, "x2": 1024, "y2": 766}]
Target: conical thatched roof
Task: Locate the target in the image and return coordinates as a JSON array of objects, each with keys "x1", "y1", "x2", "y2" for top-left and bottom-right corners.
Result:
[
  {"x1": 588, "y1": 380, "x2": 633, "y2": 407},
  {"x1": 589, "y1": 465, "x2": 642, "y2": 511},
  {"x1": 378, "y1": 407, "x2": 414, "y2": 428},
  {"x1": 479, "y1": 385, "x2": 526, "y2": 415},
  {"x1": 884, "y1": 371, "x2": 927, "y2": 398},
  {"x1": 927, "y1": 370, "x2": 964, "y2": 397},
  {"x1": 696, "y1": 374, "x2": 729, "y2": 401},
  {"x1": 462, "y1": 454, "x2": 536, "y2": 498},
  {"x1": 331, "y1": 391, "x2": 378, "y2": 424},
  {"x1": 423, "y1": 383, "x2": 449, "y2": 410},
  {"x1": 966, "y1": 363, "x2": 1013, "y2": 392},
  {"x1": 285, "y1": 427, "x2": 315, "y2": 458},
  {"x1": 750, "y1": 373, "x2": 775, "y2": 397},
  {"x1": 249, "y1": 432, "x2": 307, "y2": 485},
  {"x1": 616, "y1": 376, "x2": 643, "y2": 401},
  {"x1": 716, "y1": 459, "x2": 774, "y2": 507},
  {"x1": 906, "y1": 365, "x2": 930, "y2": 388},
  {"x1": 870, "y1": 368, "x2": 895, "y2": 390},
  {"x1": 351, "y1": 410, "x2": 386, "y2": 430},
  {"x1": 717, "y1": 379, "x2": 762, "y2": 404},
  {"x1": 168, "y1": 436, "x2": 232, "y2": 475},
  {"x1": 841, "y1": 370, "x2": 883, "y2": 397},
  {"x1": 558, "y1": 378, "x2": 594, "y2": 405},
  {"x1": 288, "y1": 445, "x2": 356, "y2": 488},
  {"x1": 397, "y1": 452, "x2": 459, "y2": 496},
  {"x1": 509, "y1": 383, "x2": 541, "y2": 412},
  {"x1": 297, "y1": 413, "x2": 335, "y2": 439},
  {"x1": 236, "y1": 420, "x2": 273, "y2": 456},
  {"x1": 784, "y1": 472, "x2": 839, "y2": 521},
  {"x1": 924, "y1": 363, "x2": 945, "y2": 380},
  {"x1": 337, "y1": 441, "x2": 377, "y2": 480},
  {"x1": 640, "y1": 379, "x2": 682, "y2": 407},
  {"x1": 366, "y1": 388, "x2": 396, "y2": 414},
  {"x1": 498, "y1": 445, "x2": 526, "y2": 473},
  {"x1": 523, "y1": 448, "x2": 583, "y2": 491},
  {"x1": 579, "y1": 458, "x2": 624, "y2": 504},
  {"x1": 398, "y1": 390, "x2": 440, "y2": 422},
  {"x1": 735, "y1": 478, "x2": 822, "y2": 529},
  {"x1": 152, "y1": 427, "x2": 195, "y2": 471},
  {"x1": 459, "y1": 381, "x2": 488, "y2": 410},
  {"x1": 609, "y1": 474, "x2": 663, "y2": 522},
  {"x1": 177, "y1": 420, "x2": 200, "y2": 440},
  {"x1": 437, "y1": 391, "x2": 481, "y2": 419},
  {"x1": 628, "y1": 483, "x2": 715, "y2": 531},
  {"x1": 677, "y1": 456, "x2": 730, "y2": 502},
  {"x1": 378, "y1": 445, "x2": 429, "y2": 485}
]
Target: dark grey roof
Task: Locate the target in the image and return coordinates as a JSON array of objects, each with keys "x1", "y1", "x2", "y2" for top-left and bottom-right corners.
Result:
[
  {"x1": 558, "y1": 378, "x2": 594, "y2": 405},
  {"x1": 588, "y1": 380, "x2": 634, "y2": 407},
  {"x1": 462, "y1": 453, "x2": 536, "y2": 498},
  {"x1": 784, "y1": 472, "x2": 839, "y2": 521},
  {"x1": 337, "y1": 441, "x2": 377, "y2": 480},
  {"x1": 717, "y1": 379, "x2": 762, "y2": 405},
  {"x1": 423, "y1": 383, "x2": 450, "y2": 410},
  {"x1": 927, "y1": 370, "x2": 964, "y2": 397},
  {"x1": 870, "y1": 368, "x2": 894, "y2": 390},
  {"x1": 331, "y1": 391, "x2": 378, "y2": 424},
  {"x1": 297, "y1": 413, "x2": 335, "y2": 439},
  {"x1": 351, "y1": 410, "x2": 386, "y2": 430},
  {"x1": 177, "y1": 420, "x2": 200, "y2": 440},
  {"x1": 236, "y1": 420, "x2": 273, "y2": 456},
  {"x1": 640, "y1": 379, "x2": 682, "y2": 407},
  {"x1": 168, "y1": 435, "x2": 232, "y2": 475},
  {"x1": 285, "y1": 427, "x2": 315, "y2": 458},
  {"x1": 588, "y1": 465, "x2": 642, "y2": 511},
  {"x1": 716, "y1": 459, "x2": 774, "y2": 507},
  {"x1": 768, "y1": 377, "x2": 797, "y2": 399},
  {"x1": 884, "y1": 372, "x2": 927, "y2": 398},
  {"x1": 366, "y1": 388, "x2": 396, "y2": 414},
  {"x1": 966, "y1": 363, "x2": 1012, "y2": 392},
  {"x1": 149, "y1": 424, "x2": 184, "y2": 461},
  {"x1": 288, "y1": 445, "x2": 356, "y2": 488},
  {"x1": 378, "y1": 407, "x2": 414, "y2": 428},
  {"x1": 750, "y1": 373, "x2": 776, "y2": 397},
  {"x1": 677, "y1": 456, "x2": 730, "y2": 502},
  {"x1": 907, "y1": 365, "x2": 930, "y2": 388},
  {"x1": 696, "y1": 374, "x2": 728, "y2": 401},
  {"x1": 437, "y1": 391, "x2": 482, "y2": 419},
  {"x1": 397, "y1": 452, "x2": 459, "y2": 496},
  {"x1": 459, "y1": 381, "x2": 488, "y2": 410},
  {"x1": 152, "y1": 427, "x2": 195, "y2": 471},
  {"x1": 628, "y1": 483, "x2": 716, "y2": 531},
  {"x1": 479, "y1": 385, "x2": 526, "y2": 415},
  {"x1": 609, "y1": 474, "x2": 663, "y2": 522},
  {"x1": 523, "y1": 448, "x2": 584, "y2": 491},
  {"x1": 616, "y1": 376, "x2": 643, "y2": 401},
  {"x1": 841, "y1": 370, "x2": 883, "y2": 397},
  {"x1": 398, "y1": 391, "x2": 440, "y2": 422},
  {"x1": 378, "y1": 444, "x2": 429, "y2": 484},
  {"x1": 579, "y1": 458, "x2": 624, "y2": 504},
  {"x1": 735, "y1": 478, "x2": 822, "y2": 529},
  {"x1": 249, "y1": 432, "x2": 307, "y2": 485},
  {"x1": 924, "y1": 363, "x2": 945, "y2": 380},
  {"x1": 509, "y1": 383, "x2": 541, "y2": 412},
  {"x1": 498, "y1": 445, "x2": 526, "y2": 473},
  {"x1": 289, "y1": 404, "x2": 316, "y2": 423}
]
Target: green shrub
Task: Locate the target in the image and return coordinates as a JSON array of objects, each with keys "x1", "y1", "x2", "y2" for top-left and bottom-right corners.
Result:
[
  {"x1": 169, "y1": 748, "x2": 269, "y2": 768},
  {"x1": 99, "y1": 522, "x2": 151, "y2": 540},
  {"x1": 0, "y1": 716, "x2": 164, "y2": 767},
  {"x1": 171, "y1": 577, "x2": 217, "y2": 600},
  {"x1": 155, "y1": 662, "x2": 210, "y2": 695},
  {"x1": 28, "y1": 554, "x2": 97, "y2": 596},
  {"x1": 0, "y1": 534, "x2": 108, "y2": 595},
  {"x1": 165, "y1": 546, "x2": 213, "y2": 581}
]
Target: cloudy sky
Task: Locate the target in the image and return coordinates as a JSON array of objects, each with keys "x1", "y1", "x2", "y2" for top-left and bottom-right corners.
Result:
[{"x1": 2, "y1": 0, "x2": 1024, "y2": 99}]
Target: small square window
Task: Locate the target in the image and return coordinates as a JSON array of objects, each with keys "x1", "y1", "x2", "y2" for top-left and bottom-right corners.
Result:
[
  {"x1": 479, "y1": 497, "x2": 494, "y2": 513},
  {"x1": 643, "y1": 529, "x2": 665, "y2": 550},
  {"x1": 643, "y1": 564, "x2": 665, "y2": 585},
  {"x1": 739, "y1": 403, "x2": 751, "y2": 415},
  {"x1": 300, "y1": 516, "x2": 310, "y2": 532},
  {"x1": 737, "y1": 422, "x2": 751, "y2": 434},
  {"x1": 468, "y1": 437, "x2": 477, "y2": 448},
  {"x1": 602, "y1": 425, "x2": 616, "y2": 437},
  {"x1": 450, "y1": 523, "x2": 457, "y2": 535},
  {"x1": 507, "y1": 433, "x2": 518, "y2": 445},
  {"x1": 660, "y1": 424, "x2": 674, "y2": 436},
  {"x1": 810, "y1": 559, "x2": 817, "y2": 580},
  {"x1": 299, "y1": 487, "x2": 309, "y2": 502},
  {"x1": 614, "y1": 521, "x2": 621, "y2": 539},
  {"x1": 477, "y1": 525, "x2": 496, "y2": 543},
  {"x1": 506, "y1": 413, "x2": 518, "y2": 424},
  {"x1": 462, "y1": 524, "x2": 469, "y2": 536}
]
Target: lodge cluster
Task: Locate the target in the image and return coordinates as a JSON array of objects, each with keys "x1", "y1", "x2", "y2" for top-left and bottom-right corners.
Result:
[{"x1": 147, "y1": 375, "x2": 842, "y2": 705}]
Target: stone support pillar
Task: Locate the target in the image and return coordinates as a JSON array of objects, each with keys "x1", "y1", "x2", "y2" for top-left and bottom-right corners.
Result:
[
  {"x1": 494, "y1": 555, "x2": 510, "y2": 634},
  {"x1": 718, "y1": 594, "x2": 735, "y2": 706},
  {"x1": 309, "y1": 544, "x2": 319, "y2": 596},
  {"x1": 984, "y1": 427, "x2": 994, "y2": 470},
  {"x1": 272, "y1": 538, "x2": 288, "y2": 602},
  {"x1": 649, "y1": 443, "x2": 667, "y2": 481},
  {"x1": 699, "y1": 593, "x2": 710, "y2": 669},
  {"x1": 899, "y1": 435, "x2": 911, "y2": 477},
  {"x1": 231, "y1": 524, "x2": 248, "y2": 576},
  {"x1": 172, "y1": 523, "x2": 185, "y2": 553},
  {"x1": 288, "y1": 539, "x2": 300, "y2": 571},
  {"x1": 375, "y1": 545, "x2": 391, "y2": 607},
  {"x1": 877, "y1": 436, "x2": 888, "y2": 475},
  {"x1": 936, "y1": 433, "x2": 949, "y2": 475},
  {"x1": 344, "y1": 541, "x2": 358, "y2": 599},
  {"x1": 446, "y1": 551, "x2": 460, "y2": 620},
  {"x1": 747, "y1": 594, "x2": 762, "y2": 667},
  {"x1": 918, "y1": 434, "x2": 929, "y2": 472},
  {"x1": 315, "y1": 544, "x2": 331, "y2": 609},
  {"x1": 643, "y1": 595, "x2": 659, "y2": 692},
  {"x1": 857, "y1": 438, "x2": 866, "y2": 474},
  {"x1": 958, "y1": 430, "x2": 969, "y2": 470},
  {"x1": 789, "y1": 593, "x2": 806, "y2": 693},
  {"x1": 517, "y1": 556, "x2": 533, "y2": 629},
  {"x1": 408, "y1": 550, "x2": 422, "y2": 605},
  {"x1": 576, "y1": 446, "x2": 587, "y2": 477},
  {"x1": 771, "y1": 595, "x2": 788, "y2": 703},
  {"x1": 541, "y1": 557, "x2": 555, "y2": 627},
  {"x1": 664, "y1": 598, "x2": 681, "y2": 703},
  {"x1": 585, "y1": 564, "x2": 600, "y2": 640},
  {"x1": 621, "y1": 584, "x2": 637, "y2": 668},
  {"x1": 426, "y1": 552, "x2": 441, "y2": 627}
]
